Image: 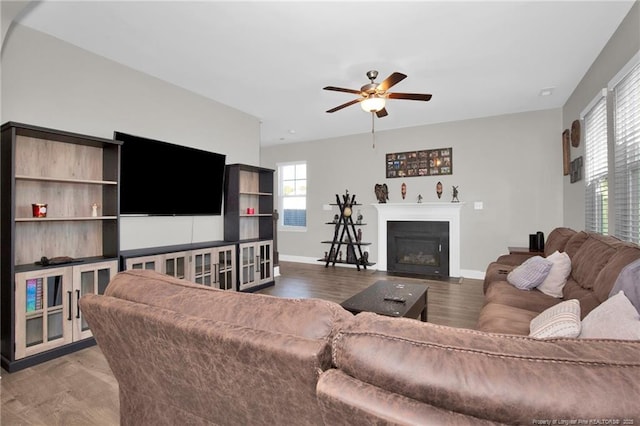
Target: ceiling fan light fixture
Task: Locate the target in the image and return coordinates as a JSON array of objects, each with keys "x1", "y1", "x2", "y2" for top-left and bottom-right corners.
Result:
[{"x1": 360, "y1": 95, "x2": 386, "y2": 113}]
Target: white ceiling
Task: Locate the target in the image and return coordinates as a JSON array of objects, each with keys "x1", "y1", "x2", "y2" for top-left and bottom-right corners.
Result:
[{"x1": 13, "y1": 1, "x2": 636, "y2": 146}]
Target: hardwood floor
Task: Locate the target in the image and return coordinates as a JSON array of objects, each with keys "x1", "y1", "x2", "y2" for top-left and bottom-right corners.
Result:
[{"x1": 1, "y1": 261, "x2": 485, "y2": 425}]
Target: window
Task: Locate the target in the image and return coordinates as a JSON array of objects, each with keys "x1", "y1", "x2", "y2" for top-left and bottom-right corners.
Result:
[
  {"x1": 278, "y1": 162, "x2": 306, "y2": 229},
  {"x1": 583, "y1": 95, "x2": 608, "y2": 234},
  {"x1": 613, "y1": 61, "x2": 640, "y2": 243}
]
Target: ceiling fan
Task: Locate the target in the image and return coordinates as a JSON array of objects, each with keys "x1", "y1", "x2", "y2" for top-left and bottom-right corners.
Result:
[{"x1": 323, "y1": 70, "x2": 432, "y2": 118}]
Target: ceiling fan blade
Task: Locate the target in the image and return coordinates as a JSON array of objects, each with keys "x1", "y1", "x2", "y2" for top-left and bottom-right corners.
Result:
[
  {"x1": 376, "y1": 108, "x2": 388, "y2": 118},
  {"x1": 377, "y1": 72, "x2": 407, "y2": 92},
  {"x1": 323, "y1": 86, "x2": 362, "y2": 95},
  {"x1": 387, "y1": 92, "x2": 432, "y2": 101},
  {"x1": 326, "y1": 98, "x2": 362, "y2": 113}
]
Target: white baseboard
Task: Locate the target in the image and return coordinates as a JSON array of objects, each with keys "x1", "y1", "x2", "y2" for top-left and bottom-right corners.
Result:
[{"x1": 278, "y1": 255, "x2": 486, "y2": 279}]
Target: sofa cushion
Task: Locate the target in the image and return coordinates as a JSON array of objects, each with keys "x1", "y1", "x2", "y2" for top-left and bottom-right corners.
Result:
[
  {"x1": 594, "y1": 244, "x2": 640, "y2": 305},
  {"x1": 562, "y1": 279, "x2": 603, "y2": 319},
  {"x1": 476, "y1": 301, "x2": 540, "y2": 335},
  {"x1": 506, "y1": 256, "x2": 552, "y2": 290},
  {"x1": 537, "y1": 250, "x2": 571, "y2": 298},
  {"x1": 570, "y1": 233, "x2": 621, "y2": 291},
  {"x1": 529, "y1": 299, "x2": 581, "y2": 339},
  {"x1": 562, "y1": 231, "x2": 589, "y2": 259},
  {"x1": 580, "y1": 291, "x2": 640, "y2": 340},
  {"x1": 543, "y1": 227, "x2": 578, "y2": 257},
  {"x1": 484, "y1": 281, "x2": 559, "y2": 313}
]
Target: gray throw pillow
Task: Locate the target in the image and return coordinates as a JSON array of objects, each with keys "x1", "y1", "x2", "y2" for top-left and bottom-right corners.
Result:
[
  {"x1": 580, "y1": 291, "x2": 640, "y2": 340},
  {"x1": 507, "y1": 256, "x2": 553, "y2": 290}
]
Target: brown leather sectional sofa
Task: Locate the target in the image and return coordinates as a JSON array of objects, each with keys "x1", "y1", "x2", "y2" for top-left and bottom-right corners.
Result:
[
  {"x1": 81, "y1": 237, "x2": 640, "y2": 425},
  {"x1": 480, "y1": 227, "x2": 640, "y2": 334}
]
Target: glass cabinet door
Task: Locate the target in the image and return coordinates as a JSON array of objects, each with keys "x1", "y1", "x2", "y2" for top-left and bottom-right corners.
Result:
[
  {"x1": 218, "y1": 246, "x2": 236, "y2": 291},
  {"x1": 259, "y1": 242, "x2": 272, "y2": 283},
  {"x1": 126, "y1": 255, "x2": 160, "y2": 272},
  {"x1": 164, "y1": 252, "x2": 187, "y2": 279},
  {"x1": 73, "y1": 261, "x2": 118, "y2": 340},
  {"x1": 240, "y1": 244, "x2": 256, "y2": 289},
  {"x1": 15, "y1": 267, "x2": 73, "y2": 359},
  {"x1": 192, "y1": 250, "x2": 213, "y2": 286}
]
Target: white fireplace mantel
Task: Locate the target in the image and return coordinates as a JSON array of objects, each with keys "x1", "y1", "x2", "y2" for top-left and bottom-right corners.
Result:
[{"x1": 372, "y1": 202, "x2": 463, "y2": 277}]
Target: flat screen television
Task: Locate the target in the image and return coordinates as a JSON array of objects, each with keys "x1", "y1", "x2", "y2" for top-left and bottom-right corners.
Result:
[{"x1": 115, "y1": 131, "x2": 226, "y2": 216}]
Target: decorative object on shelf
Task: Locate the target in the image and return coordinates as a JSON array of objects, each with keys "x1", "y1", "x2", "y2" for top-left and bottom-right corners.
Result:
[
  {"x1": 571, "y1": 119, "x2": 581, "y2": 147},
  {"x1": 361, "y1": 251, "x2": 369, "y2": 265},
  {"x1": 570, "y1": 156, "x2": 583, "y2": 183},
  {"x1": 356, "y1": 210, "x2": 363, "y2": 225},
  {"x1": 386, "y1": 148, "x2": 452, "y2": 178},
  {"x1": 452, "y1": 186, "x2": 460, "y2": 203},
  {"x1": 31, "y1": 203, "x2": 47, "y2": 218},
  {"x1": 330, "y1": 247, "x2": 336, "y2": 262},
  {"x1": 357, "y1": 228, "x2": 362, "y2": 242},
  {"x1": 436, "y1": 181, "x2": 443, "y2": 199},
  {"x1": 91, "y1": 203, "x2": 98, "y2": 217},
  {"x1": 343, "y1": 206, "x2": 352, "y2": 217},
  {"x1": 401, "y1": 182, "x2": 407, "y2": 199},
  {"x1": 338, "y1": 251, "x2": 343, "y2": 261},
  {"x1": 374, "y1": 183, "x2": 389, "y2": 203},
  {"x1": 562, "y1": 129, "x2": 570, "y2": 176},
  {"x1": 333, "y1": 214, "x2": 339, "y2": 223},
  {"x1": 324, "y1": 251, "x2": 328, "y2": 261},
  {"x1": 417, "y1": 194, "x2": 423, "y2": 203}
]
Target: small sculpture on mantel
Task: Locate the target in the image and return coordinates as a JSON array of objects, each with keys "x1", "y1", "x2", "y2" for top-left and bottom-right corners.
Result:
[
  {"x1": 452, "y1": 186, "x2": 460, "y2": 203},
  {"x1": 401, "y1": 182, "x2": 407, "y2": 199},
  {"x1": 417, "y1": 194, "x2": 423, "y2": 203},
  {"x1": 374, "y1": 183, "x2": 389, "y2": 203},
  {"x1": 436, "y1": 181, "x2": 443, "y2": 199}
]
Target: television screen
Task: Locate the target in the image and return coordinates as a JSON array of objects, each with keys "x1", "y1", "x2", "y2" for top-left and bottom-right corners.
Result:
[{"x1": 115, "y1": 131, "x2": 226, "y2": 216}]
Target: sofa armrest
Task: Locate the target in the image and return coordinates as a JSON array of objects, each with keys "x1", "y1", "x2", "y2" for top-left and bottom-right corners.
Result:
[{"x1": 331, "y1": 312, "x2": 640, "y2": 425}]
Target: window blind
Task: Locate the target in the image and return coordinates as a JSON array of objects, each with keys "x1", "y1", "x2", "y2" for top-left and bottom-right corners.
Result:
[
  {"x1": 584, "y1": 96, "x2": 608, "y2": 234},
  {"x1": 613, "y1": 62, "x2": 640, "y2": 243}
]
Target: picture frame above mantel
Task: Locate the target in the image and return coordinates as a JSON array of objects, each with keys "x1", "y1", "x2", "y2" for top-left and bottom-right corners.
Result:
[{"x1": 386, "y1": 147, "x2": 452, "y2": 178}]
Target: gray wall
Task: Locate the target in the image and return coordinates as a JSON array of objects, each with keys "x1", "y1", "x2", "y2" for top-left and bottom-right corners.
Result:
[
  {"x1": 261, "y1": 108, "x2": 563, "y2": 278},
  {"x1": 562, "y1": 1, "x2": 640, "y2": 232},
  {"x1": 1, "y1": 24, "x2": 261, "y2": 249}
]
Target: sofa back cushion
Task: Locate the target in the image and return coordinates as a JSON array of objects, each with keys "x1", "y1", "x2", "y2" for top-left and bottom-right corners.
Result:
[
  {"x1": 105, "y1": 269, "x2": 352, "y2": 340},
  {"x1": 563, "y1": 231, "x2": 589, "y2": 259},
  {"x1": 569, "y1": 233, "x2": 621, "y2": 291},
  {"x1": 544, "y1": 227, "x2": 577, "y2": 257}
]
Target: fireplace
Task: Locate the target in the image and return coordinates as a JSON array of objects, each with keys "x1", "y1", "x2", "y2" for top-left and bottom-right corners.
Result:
[
  {"x1": 373, "y1": 203, "x2": 462, "y2": 278},
  {"x1": 387, "y1": 221, "x2": 449, "y2": 277}
]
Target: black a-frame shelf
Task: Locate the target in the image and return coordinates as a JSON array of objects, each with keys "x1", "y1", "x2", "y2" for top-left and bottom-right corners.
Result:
[{"x1": 320, "y1": 191, "x2": 374, "y2": 271}]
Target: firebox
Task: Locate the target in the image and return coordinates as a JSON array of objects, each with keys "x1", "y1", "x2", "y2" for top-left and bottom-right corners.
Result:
[{"x1": 387, "y1": 221, "x2": 449, "y2": 277}]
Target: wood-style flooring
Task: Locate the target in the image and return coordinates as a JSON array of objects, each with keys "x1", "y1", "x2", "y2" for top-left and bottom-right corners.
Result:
[{"x1": 1, "y1": 261, "x2": 485, "y2": 425}]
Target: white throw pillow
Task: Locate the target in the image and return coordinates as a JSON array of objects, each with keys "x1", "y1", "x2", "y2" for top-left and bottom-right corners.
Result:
[
  {"x1": 580, "y1": 291, "x2": 640, "y2": 340},
  {"x1": 529, "y1": 299, "x2": 581, "y2": 338},
  {"x1": 507, "y1": 256, "x2": 553, "y2": 290},
  {"x1": 537, "y1": 250, "x2": 572, "y2": 298}
]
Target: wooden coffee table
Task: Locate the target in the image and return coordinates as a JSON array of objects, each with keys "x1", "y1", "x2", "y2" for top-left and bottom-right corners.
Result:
[{"x1": 341, "y1": 280, "x2": 429, "y2": 321}]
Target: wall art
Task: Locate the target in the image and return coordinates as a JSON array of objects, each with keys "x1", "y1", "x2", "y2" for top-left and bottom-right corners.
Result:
[
  {"x1": 562, "y1": 129, "x2": 570, "y2": 176},
  {"x1": 570, "y1": 156, "x2": 583, "y2": 183},
  {"x1": 386, "y1": 147, "x2": 452, "y2": 178}
]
